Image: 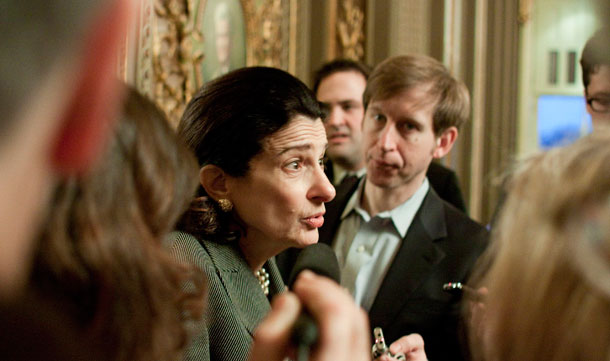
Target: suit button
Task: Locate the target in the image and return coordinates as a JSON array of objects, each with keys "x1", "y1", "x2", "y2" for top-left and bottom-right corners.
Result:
[{"x1": 357, "y1": 245, "x2": 365, "y2": 253}]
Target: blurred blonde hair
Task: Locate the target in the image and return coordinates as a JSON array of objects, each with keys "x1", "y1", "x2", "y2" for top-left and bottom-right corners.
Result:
[{"x1": 470, "y1": 130, "x2": 610, "y2": 361}]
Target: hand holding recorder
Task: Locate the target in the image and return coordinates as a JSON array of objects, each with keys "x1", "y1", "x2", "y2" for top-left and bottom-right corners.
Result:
[{"x1": 248, "y1": 270, "x2": 371, "y2": 361}]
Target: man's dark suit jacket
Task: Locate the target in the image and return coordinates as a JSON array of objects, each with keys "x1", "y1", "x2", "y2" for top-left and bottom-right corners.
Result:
[
  {"x1": 325, "y1": 159, "x2": 467, "y2": 213},
  {"x1": 276, "y1": 177, "x2": 488, "y2": 361}
]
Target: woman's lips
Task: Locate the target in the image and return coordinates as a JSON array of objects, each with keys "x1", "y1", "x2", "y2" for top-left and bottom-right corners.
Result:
[{"x1": 303, "y1": 213, "x2": 325, "y2": 228}]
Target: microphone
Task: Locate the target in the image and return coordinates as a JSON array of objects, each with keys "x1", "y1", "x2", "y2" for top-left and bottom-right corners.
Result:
[{"x1": 287, "y1": 243, "x2": 340, "y2": 361}]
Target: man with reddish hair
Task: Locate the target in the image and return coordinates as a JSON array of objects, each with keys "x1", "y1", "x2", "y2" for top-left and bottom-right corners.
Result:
[
  {"x1": 318, "y1": 55, "x2": 488, "y2": 361},
  {"x1": 313, "y1": 58, "x2": 467, "y2": 212}
]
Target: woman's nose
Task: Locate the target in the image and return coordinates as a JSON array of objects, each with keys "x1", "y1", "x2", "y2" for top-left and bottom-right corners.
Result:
[{"x1": 308, "y1": 166, "x2": 336, "y2": 203}]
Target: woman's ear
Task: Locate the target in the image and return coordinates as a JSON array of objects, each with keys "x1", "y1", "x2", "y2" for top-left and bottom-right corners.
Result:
[{"x1": 199, "y1": 165, "x2": 229, "y2": 201}]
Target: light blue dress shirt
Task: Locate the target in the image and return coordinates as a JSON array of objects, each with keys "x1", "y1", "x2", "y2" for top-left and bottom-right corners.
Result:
[{"x1": 332, "y1": 177, "x2": 430, "y2": 310}]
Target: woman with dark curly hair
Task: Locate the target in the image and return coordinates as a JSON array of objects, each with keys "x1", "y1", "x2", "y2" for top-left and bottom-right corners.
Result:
[
  {"x1": 30, "y1": 87, "x2": 206, "y2": 361},
  {"x1": 170, "y1": 66, "x2": 336, "y2": 361}
]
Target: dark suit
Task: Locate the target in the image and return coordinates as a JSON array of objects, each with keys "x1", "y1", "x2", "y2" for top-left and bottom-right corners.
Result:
[
  {"x1": 277, "y1": 178, "x2": 488, "y2": 361},
  {"x1": 426, "y1": 162, "x2": 467, "y2": 213},
  {"x1": 325, "y1": 159, "x2": 467, "y2": 213},
  {"x1": 169, "y1": 231, "x2": 286, "y2": 361}
]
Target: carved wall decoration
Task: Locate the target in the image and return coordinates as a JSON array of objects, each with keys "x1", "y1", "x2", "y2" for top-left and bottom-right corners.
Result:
[
  {"x1": 337, "y1": 0, "x2": 365, "y2": 61},
  {"x1": 151, "y1": 0, "x2": 192, "y2": 125},
  {"x1": 134, "y1": 0, "x2": 293, "y2": 126},
  {"x1": 180, "y1": 0, "x2": 205, "y2": 105},
  {"x1": 137, "y1": 0, "x2": 155, "y2": 100},
  {"x1": 241, "y1": 0, "x2": 286, "y2": 68}
]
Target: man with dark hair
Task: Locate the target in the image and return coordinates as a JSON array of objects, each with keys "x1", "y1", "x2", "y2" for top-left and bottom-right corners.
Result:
[
  {"x1": 313, "y1": 59, "x2": 371, "y2": 186},
  {"x1": 581, "y1": 27, "x2": 610, "y2": 128},
  {"x1": 314, "y1": 58, "x2": 467, "y2": 212},
  {"x1": 318, "y1": 55, "x2": 488, "y2": 361}
]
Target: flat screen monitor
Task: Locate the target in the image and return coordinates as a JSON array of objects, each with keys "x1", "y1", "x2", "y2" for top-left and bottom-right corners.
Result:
[{"x1": 537, "y1": 94, "x2": 591, "y2": 149}]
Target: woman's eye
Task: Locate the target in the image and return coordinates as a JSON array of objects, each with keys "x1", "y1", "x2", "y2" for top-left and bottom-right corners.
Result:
[
  {"x1": 286, "y1": 160, "x2": 301, "y2": 170},
  {"x1": 318, "y1": 158, "x2": 325, "y2": 168}
]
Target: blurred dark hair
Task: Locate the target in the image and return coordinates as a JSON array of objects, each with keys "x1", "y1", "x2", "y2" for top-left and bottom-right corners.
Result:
[
  {"x1": 31, "y1": 86, "x2": 205, "y2": 361},
  {"x1": 581, "y1": 27, "x2": 610, "y2": 90},
  {"x1": 312, "y1": 59, "x2": 371, "y2": 94},
  {"x1": 176, "y1": 66, "x2": 322, "y2": 239}
]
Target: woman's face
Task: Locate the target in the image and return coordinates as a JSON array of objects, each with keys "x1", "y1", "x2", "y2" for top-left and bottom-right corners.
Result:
[{"x1": 226, "y1": 115, "x2": 336, "y2": 254}]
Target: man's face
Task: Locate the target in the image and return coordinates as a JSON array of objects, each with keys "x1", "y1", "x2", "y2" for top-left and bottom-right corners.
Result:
[
  {"x1": 316, "y1": 71, "x2": 367, "y2": 170},
  {"x1": 362, "y1": 85, "x2": 441, "y2": 190},
  {"x1": 586, "y1": 64, "x2": 610, "y2": 128}
]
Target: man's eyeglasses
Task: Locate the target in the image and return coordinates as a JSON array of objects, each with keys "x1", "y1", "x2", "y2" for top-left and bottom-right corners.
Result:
[{"x1": 586, "y1": 96, "x2": 610, "y2": 113}]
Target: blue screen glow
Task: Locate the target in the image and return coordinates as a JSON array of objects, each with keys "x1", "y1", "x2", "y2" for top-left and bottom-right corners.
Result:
[{"x1": 537, "y1": 95, "x2": 592, "y2": 149}]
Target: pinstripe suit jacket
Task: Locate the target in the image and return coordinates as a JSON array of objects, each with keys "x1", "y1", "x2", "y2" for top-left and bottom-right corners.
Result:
[{"x1": 169, "y1": 231, "x2": 286, "y2": 361}]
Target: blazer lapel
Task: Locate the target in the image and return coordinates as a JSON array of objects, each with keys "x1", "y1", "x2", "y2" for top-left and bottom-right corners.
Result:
[
  {"x1": 204, "y1": 241, "x2": 272, "y2": 337},
  {"x1": 266, "y1": 257, "x2": 288, "y2": 295},
  {"x1": 368, "y1": 189, "x2": 448, "y2": 328},
  {"x1": 319, "y1": 176, "x2": 361, "y2": 245}
]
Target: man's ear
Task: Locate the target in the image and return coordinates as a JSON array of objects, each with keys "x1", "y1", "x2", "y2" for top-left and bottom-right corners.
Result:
[
  {"x1": 432, "y1": 126, "x2": 458, "y2": 159},
  {"x1": 51, "y1": 0, "x2": 132, "y2": 174},
  {"x1": 199, "y1": 165, "x2": 230, "y2": 201}
]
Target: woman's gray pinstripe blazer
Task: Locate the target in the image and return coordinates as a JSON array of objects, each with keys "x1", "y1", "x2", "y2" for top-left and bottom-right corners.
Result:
[{"x1": 169, "y1": 231, "x2": 286, "y2": 361}]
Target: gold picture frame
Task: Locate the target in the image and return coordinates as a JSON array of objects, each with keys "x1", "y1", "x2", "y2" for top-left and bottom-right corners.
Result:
[{"x1": 131, "y1": 0, "x2": 292, "y2": 126}]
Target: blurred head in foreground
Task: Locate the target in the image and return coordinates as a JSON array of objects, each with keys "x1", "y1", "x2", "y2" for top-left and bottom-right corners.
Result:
[
  {"x1": 471, "y1": 130, "x2": 610, "y2": 361},
  {"x1": 32, "y1": 87, "x2": 204, "y2": 361}
]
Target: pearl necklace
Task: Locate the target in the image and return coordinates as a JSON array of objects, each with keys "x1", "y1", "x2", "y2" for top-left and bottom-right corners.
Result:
[{"x1": 255, "y1": 267, "x2": 270, "y2": 296}]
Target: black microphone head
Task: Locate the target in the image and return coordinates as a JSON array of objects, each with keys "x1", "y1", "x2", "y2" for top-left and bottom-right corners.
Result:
[{"x1": 287, "y1": 243, "x2": 340, "y2": 287}]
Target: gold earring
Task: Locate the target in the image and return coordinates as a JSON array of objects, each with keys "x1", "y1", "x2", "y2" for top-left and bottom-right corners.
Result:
[{"x1": 218, "y1": 199, "x2": 233, "y2": 212}]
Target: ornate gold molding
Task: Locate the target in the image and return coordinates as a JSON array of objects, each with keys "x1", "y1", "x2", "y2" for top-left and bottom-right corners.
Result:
[
  {"x1": 139, "y1": 0, "x2": 291, "y2": 125},
  {"x1": 337, "y1": 0, "x2": 365, "y2": 61},
  {"x1": 137, "y1": 0, "x2": 154, "y2": 98},
  {"x1": 241, "y1": 0, "x2": 284, "y2": 68},
  {"x1": 150, "y1": 0, "x2": 194, "y2": 126}
]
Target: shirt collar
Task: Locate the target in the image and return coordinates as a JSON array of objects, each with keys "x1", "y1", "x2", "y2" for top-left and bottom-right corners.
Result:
[
  {"x1": 332, "y1": 164, "x2": 367, "y2": 186},
  {"x1": 340, "y1": 177, "x2": 430, "y2": 238},
  {"x1": 387, "y1": 178, "x2": 429, "y2": 237},
  {"x1": 340, "y1": 176, "x2": 366, "y2": 220}
]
